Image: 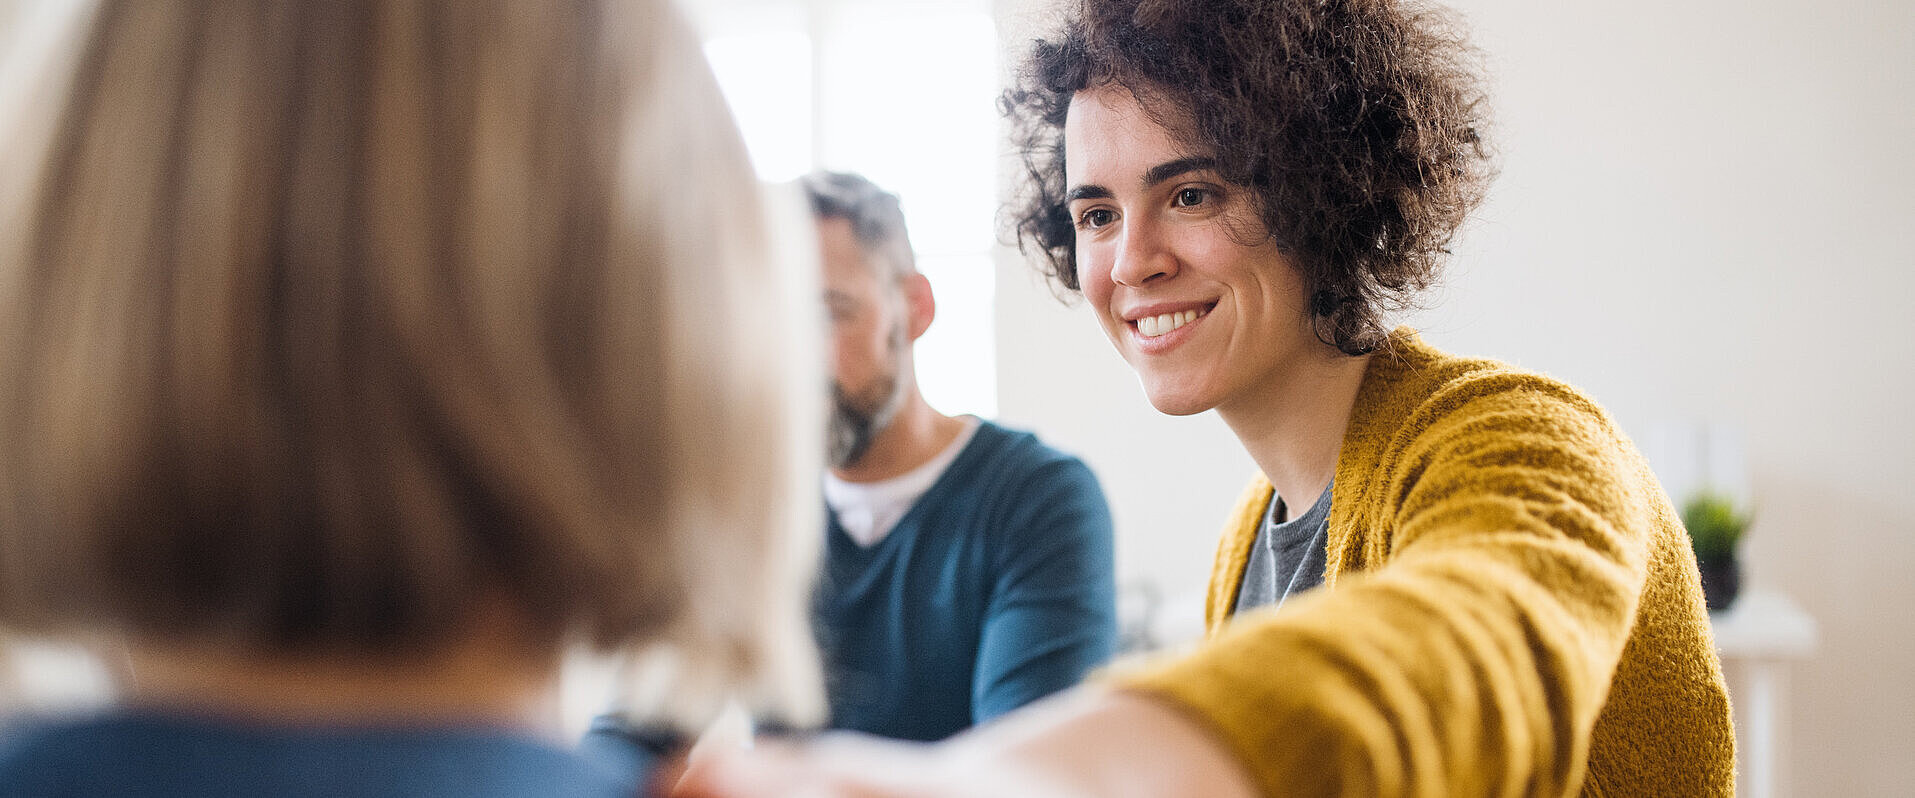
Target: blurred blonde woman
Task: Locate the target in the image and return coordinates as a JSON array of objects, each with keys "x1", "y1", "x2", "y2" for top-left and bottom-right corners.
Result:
[{"x1": 0, "y1": 1, "x2": 821, "y2": 796}]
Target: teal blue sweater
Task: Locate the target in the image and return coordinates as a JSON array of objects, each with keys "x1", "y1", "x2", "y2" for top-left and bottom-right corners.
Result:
[
  {"x1": 0, "y1": 710, "x2": 647, "y2": 797},
  {"x1": 815, "y1": 421, "x2": 1116, "y2": 740}
]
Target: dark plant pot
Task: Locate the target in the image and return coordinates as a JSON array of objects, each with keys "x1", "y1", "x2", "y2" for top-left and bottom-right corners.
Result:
[{"x1": 1697, "y1": 555, "x2": 1741, "y2": 612}]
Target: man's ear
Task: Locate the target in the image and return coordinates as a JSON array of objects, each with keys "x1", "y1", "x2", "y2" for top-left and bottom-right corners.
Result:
[{"x1": 902, "y1": 272, "x2": 935, "y2": 342}]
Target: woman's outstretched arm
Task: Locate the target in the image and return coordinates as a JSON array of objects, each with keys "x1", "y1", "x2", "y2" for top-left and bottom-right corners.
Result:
[{"x1": 673, "y1": 686, "x2": 1259, "y2": 798}]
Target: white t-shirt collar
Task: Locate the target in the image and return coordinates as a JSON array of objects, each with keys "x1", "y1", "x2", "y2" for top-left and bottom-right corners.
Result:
[{"x1": 823, "y1": 416, "x2": 982, "y2": 548}]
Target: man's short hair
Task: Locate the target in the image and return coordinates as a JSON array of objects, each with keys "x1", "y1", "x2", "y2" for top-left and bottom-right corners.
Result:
[{"x1": 802, "y1": 171, "x2": 917, "y2": 280}]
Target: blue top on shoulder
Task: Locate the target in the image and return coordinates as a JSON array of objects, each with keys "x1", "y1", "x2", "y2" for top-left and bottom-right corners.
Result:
[{"x1": 0, "y1": 710, "x2": 648, "y2": 798}]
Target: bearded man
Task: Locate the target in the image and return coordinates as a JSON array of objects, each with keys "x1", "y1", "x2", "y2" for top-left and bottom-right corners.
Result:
[{"x1": 805, "y1": 171, "x2": 1117, "y2": 742}]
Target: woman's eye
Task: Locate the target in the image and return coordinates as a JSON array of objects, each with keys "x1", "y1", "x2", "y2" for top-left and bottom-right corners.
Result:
[
  {"x1": 1080, "y1": 208, "x2": 1116, "y2": 229},
  {"x1": 1173, "y1": 187, "x2": 1208, "y2": 207}
]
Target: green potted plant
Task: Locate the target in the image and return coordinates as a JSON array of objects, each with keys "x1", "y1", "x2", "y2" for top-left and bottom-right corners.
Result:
[{"x1": 1680, "y1": 490, "x2": 1751, "y2": 611}]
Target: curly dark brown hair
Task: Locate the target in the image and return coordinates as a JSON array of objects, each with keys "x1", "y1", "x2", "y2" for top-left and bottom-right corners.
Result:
[{"x1": 1002, "y1": 0, "x2": 1494, "y2": 355}]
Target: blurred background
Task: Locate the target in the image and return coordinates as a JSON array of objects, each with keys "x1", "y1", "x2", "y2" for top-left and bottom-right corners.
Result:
[{"x1": 4, "y1": 0, "x2": 1910, "y2": 794}]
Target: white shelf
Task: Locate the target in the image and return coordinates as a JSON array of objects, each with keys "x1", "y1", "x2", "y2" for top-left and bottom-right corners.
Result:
[
  {"x1": 1710, "y1": 587, "x2": 1818, "y2": 798},
  {"x1": 1711, "y1": 588, "x2": 1818, "y2": 659}
]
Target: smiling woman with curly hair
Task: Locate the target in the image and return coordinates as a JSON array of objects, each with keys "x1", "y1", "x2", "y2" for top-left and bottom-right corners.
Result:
[
  {"x1": 1003, "y1": 0, "x2": 1495, "y2": 355},
  {"x1": 679, "y1": 2, "x2": 1735, "y2": 798}
]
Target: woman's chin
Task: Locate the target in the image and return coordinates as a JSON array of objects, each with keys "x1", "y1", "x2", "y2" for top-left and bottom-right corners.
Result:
[{"x1": 1141, "y1": 386, "x2": 1215, "y2": 417}]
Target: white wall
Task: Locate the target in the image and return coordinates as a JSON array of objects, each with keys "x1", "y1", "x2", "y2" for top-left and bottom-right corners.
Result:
[{"x1": 993, "y1": 0, "x2": 1915, "y2": 794}]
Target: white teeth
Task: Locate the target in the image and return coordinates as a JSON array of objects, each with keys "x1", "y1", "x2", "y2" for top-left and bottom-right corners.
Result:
[{"x1": 1136, "y1": 308, "x2": 1204, "y2": 338}]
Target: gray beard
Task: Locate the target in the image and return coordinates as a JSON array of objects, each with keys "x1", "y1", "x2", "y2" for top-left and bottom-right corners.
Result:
[{"x1": 827, "y1": 371, "x2": 906, "y2": 470}]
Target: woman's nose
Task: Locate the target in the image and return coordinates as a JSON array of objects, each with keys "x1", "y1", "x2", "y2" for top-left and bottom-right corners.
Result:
[{"x1": 1109, "y1": 220, "x2": 1176, "y2": 287}]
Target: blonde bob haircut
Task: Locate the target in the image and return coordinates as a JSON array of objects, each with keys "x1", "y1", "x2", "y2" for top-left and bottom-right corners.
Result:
[{"x1": 0, "y1": 0, "x2": 822, "y2": 724}]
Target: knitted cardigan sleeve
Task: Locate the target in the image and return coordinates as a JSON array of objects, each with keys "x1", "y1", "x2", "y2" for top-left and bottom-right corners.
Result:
[{"x1": 1106, "y1": 349, "x2": 1723, "y2": 797}]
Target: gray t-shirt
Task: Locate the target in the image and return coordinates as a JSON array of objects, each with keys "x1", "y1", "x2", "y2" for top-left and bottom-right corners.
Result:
[{"x1": 1234, "y1": 481, "x2": 1332, "y2": 614}]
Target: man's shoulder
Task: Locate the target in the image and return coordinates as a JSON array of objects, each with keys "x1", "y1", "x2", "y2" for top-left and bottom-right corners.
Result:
[
  {"x1": 931, "y1": 422, "x2": 1107, "y2": 539},
  {"x1": 954, "y1": 420, "x2": 1094, "y2": 481},
  {"x1": 933, "y1": 422, "x2": 1111, "y2": 556}
]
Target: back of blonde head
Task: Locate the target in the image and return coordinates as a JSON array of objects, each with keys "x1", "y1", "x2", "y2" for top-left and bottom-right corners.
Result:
[{"x1": 0, "y1": 0, "x2": 821, "y2": 725}]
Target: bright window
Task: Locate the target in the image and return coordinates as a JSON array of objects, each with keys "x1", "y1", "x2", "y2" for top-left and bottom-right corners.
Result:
[{"x1": 694, "y1": 0, "x2": 999, "y2": 419}]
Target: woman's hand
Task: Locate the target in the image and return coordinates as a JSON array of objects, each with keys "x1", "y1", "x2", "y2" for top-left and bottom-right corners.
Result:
[{"x1": 672, "y1": 687, "x2": 1259, "y2": 798}]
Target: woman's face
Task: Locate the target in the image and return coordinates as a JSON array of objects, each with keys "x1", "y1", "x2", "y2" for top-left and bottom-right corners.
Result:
[{"x1": 1063, "y1": 84, "x2": 1319, "y2": 417}]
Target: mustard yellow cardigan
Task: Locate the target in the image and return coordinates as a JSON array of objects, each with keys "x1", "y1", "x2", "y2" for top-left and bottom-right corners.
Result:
[{"x1": 1110, "y1": 331, "x2": 1734, "y2": 797}]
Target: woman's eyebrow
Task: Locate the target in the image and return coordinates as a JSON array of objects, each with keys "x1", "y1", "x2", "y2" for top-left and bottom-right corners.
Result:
[
  {"x1": 1065, "y1": 184, "x2": 1112, "y2": 202},
  {"x1": 1141, "y1": 156, "x2": 1218, "y2": 188},
  {"x1": 1066, "y1": 156, "x2": 1219, "y2": 204}
]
